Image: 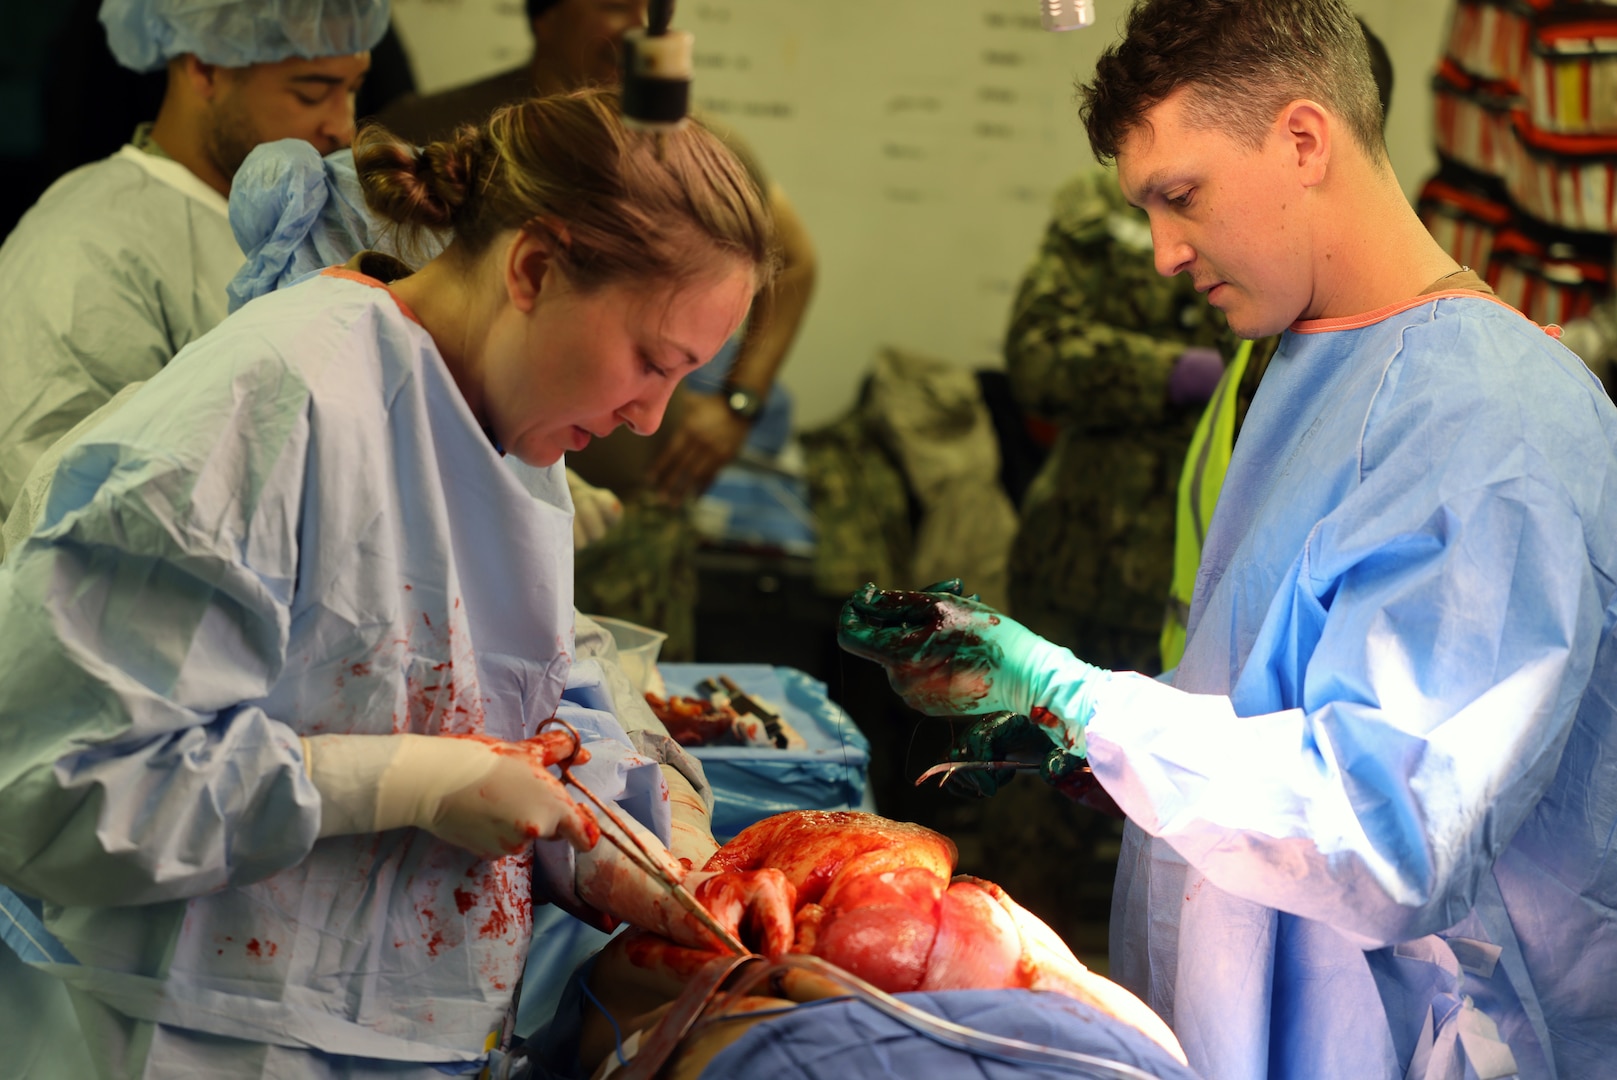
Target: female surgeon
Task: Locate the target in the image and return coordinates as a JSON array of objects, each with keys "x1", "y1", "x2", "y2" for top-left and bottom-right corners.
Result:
[{"x1": 0, "y1": 88, "x2": 789, "y2": 1078}]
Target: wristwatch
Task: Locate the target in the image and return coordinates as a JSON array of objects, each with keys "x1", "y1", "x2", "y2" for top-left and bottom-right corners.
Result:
[{"x1": 722, "y1": 382, "x2": 764, "y2": 422}]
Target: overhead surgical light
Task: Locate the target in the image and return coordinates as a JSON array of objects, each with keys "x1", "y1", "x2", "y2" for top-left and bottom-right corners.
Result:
[
  {"x1": 1041, "y1": 0, "x2": 1097, "y2": 31},
  {"x1": 621, "y1": 0, "x2": 693, "y2": 131}
]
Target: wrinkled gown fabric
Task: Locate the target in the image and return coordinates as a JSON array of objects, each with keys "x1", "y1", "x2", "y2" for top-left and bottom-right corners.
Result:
[
  {"x1": 0, "y1": 145, "x2": 244, "y2": 519},
  {"x1": 1083, "y1": 293, "x2": 1617, "y2": 1080},
  {"x1": 0, "y1": 272, "x2": 667, "y2": 1078}
]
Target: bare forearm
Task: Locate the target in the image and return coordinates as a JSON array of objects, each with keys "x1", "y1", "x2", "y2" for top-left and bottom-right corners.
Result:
[
  {"x1": 727, "y1": 183, "x2": 816, "y2": 394},
  {"x1": 729, "y1": 248, "x2": 815, "y2": 393}
]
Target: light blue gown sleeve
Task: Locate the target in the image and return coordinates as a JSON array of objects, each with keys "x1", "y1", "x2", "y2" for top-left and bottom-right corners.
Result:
[
  {"x1": 0, "y1": 363, "x2": 322, "y2": 909},
  {"x1": 1083, "y1": 350, "x2": 1612, "y2": 948}
]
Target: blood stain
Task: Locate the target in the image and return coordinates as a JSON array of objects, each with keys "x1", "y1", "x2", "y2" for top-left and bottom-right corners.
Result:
[{"x1": 480, "y1": 906, "x2": 512, "y2": 939}]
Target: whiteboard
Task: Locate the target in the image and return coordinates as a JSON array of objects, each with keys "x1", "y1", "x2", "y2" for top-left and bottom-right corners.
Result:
[{"x1": 390, "y1": 0, "x2": 1447, "y2": 427}]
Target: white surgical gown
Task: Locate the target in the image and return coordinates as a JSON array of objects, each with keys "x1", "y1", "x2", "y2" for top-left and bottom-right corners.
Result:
[
  {"x1": 1083, "y1": 292, "x2": 1617, "y2": 1080},
  {"x1": 0, "y1": 145, "x2": 244, "y2": 519},
  {"x1": 0, "y1": 269, "x2": 667, "y2": 1077}
]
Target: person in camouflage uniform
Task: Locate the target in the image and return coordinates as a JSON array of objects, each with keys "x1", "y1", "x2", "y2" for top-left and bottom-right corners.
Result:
[
  {"x1": 1006, "y1": 167, "x2": 1276, "y2": 675},
  {"x1": 572, "y1": 491, "x2": 700, "y2": 661}
]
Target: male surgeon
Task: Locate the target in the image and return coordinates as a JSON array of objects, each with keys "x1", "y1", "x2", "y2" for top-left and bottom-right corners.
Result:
[
  {"x1": 0, "y1": 0, "x2": 384, "y2": 518},
  {"x1": 839, "y1": 2, "x2": 1617, "y2": 1078}
]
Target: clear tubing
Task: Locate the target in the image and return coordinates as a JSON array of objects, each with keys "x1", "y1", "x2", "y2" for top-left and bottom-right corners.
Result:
[{"x1": 771, "y1": 955, "x2": 1168, "y2": 1080}]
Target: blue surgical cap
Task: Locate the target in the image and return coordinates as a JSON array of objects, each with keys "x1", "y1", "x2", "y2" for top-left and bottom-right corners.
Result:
[
  {"x1": 227, "y1": 139, "x2": 368, "y2": 312},
  {"x1": 100, "y1": 0, "x2": 390, "y2": 73},
  {"x1": 226, "y1": 139, "x2": 446, "y2": 312}
]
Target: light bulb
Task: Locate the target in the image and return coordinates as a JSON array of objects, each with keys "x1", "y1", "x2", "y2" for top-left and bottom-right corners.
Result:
[{"x1": 1041, "y1": 0, "x2": 1096, "y2": 31}]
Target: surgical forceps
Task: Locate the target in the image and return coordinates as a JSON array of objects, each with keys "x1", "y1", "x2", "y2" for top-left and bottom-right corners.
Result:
[{"x1": 537, "y1": 716, "x2": 749, "y2": 956}]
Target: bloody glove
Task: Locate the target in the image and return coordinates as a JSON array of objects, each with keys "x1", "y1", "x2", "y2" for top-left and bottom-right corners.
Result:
[
  {"x1": 837, "y1": 581, "x2": 1109, "y2": 756},
  {"x1": 575, "y1": 806, "x2": 796, "y2": 958},
  {"x1": 938, "y1": 710, "x2": 1051, "y2": 799},
  {"x1": 301, "y1": 731, "x2": 599, "y2": 857},
  {"x1": 936, "y1": 711, "x2": 1122, "y2": 817}
]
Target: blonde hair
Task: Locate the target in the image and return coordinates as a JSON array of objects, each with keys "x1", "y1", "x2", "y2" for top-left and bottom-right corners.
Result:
[{"x1": 353, "y1": 87, "x2": 777, "y2": 291}]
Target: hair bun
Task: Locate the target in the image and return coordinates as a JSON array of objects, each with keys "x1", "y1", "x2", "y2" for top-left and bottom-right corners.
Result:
[
  {"x1": 413, "y1": 126, "x2": 486, "y2": 225},
  {"x1": 353, "y1": 88, "x2": 774, "y2": 292},
  {"x1": 353, "y1": 123, "x2": 487, "y2": 230}
]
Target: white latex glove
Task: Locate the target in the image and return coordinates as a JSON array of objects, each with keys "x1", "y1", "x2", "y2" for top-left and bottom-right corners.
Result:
[
  {"x1": 573, "y1": 801, "x2": 794, "y2": 957},
  {"x1": 566, "y1": 468, "x2": 623, "y2": 550},
  {"x1": 301, "y1": 731, "x2": 599, "y2": 857}
]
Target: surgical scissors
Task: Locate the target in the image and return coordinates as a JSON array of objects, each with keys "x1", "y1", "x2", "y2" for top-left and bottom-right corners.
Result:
[{"x1": 912, "y1": 759, "x2": 1041, "y2": 788}]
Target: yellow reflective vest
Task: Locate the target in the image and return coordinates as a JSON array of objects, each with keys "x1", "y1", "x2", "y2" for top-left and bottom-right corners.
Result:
[{"x1": 1159, "y1": 340, "x2": 1253, "y2": 671}]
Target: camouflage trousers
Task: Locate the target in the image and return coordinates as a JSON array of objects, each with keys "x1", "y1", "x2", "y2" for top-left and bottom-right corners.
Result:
[{"x1": 573, "y1": 493, "x2": 699, "y2": 662}]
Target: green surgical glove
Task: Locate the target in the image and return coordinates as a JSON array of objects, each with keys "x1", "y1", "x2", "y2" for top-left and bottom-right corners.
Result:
[
  {"x1": 938, "y1": 711, "x2": 1064, "y2": 798},
  {"x1": 837, "y1": 581, "x2": 1110, "y2": 756},
  {"x1": 937, "y1": 711, "x2": 1121, "y2": 817}
]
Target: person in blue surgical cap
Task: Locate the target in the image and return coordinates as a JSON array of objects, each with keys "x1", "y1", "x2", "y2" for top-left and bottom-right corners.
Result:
[
  {"x1": 0, "y1": 0, "x2": 388, "y2": 522},
  {"x1": 839, "y1": 2, "x2": 1617, "y2": 1079},
  {"x1": 0, "y1": 87, "x2": 791, "y2": 1079}
]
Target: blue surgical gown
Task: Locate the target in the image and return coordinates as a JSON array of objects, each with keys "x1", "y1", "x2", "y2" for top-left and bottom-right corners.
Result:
[
  {"x1": 1083, "y1": 292, "x2": 1617, "y2": 1080},
  {"x1": 0, "y1": 269, "x2": 668, "y2": 1078}
]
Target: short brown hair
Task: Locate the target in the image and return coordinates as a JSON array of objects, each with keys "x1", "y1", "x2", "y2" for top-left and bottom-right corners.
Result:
[
  {"x1": 353, "y1": 87, "x2": 777, "y2": 292},
  {"x1": 1080, "y1": 0, "x2": 1386, "y2": 166}
]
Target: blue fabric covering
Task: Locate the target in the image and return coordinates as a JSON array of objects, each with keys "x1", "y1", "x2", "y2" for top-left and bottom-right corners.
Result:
[
  {"x1": 100, "y1": 0, "x2": 389, "y2": 73},
  {"x1": 695, "y1": 464, "x2": 816, "y2": 555},
  {"x1": 513, "y1": 906, "x2": 618, "y2": 1048},
  {"x1": 659, "y1": 665, "x2": 870, "y2": 841},
  {"x1": 701, "y1": 989, "x2": 1200, "y2": 1079},
  {"x1": 1083, "y1": 294, "x2": 1617, "y2": 1079}
]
